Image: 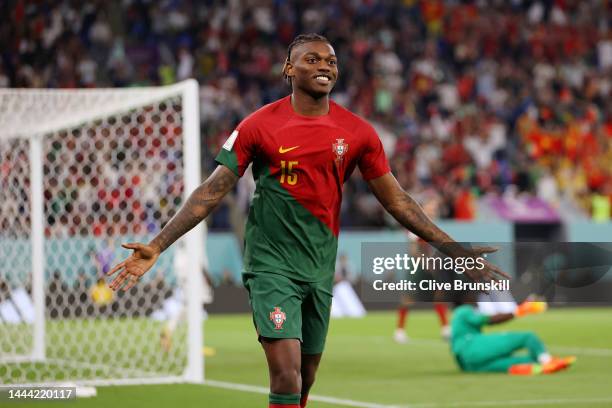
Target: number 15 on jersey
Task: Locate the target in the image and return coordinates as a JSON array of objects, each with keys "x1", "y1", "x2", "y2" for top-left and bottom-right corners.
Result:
[{"x1": 280, "y1": 160, "x2": 298, "y2": 185}]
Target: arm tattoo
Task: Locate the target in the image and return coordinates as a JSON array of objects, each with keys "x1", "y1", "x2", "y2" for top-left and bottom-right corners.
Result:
[
  {"x1": 370, "y1": 175, "x2": 468, "y2": 257},
  {"x1": 149, "y1": 166, "x2": 238, "y2": 253},
  {"x1": 385, "y1": 191, "x2": 454, "y2": 244},
  {"x1": 386, "y1": 191, "x2": 469, "y2": 257}
]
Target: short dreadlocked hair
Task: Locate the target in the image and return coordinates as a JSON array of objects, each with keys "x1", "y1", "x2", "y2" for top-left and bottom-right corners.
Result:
[{"x1": 283, "y1": 33, "x2": 331, "y2": 84}]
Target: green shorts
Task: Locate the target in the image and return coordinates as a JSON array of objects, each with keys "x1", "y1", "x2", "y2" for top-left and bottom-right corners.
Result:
[{"x1": 242, "y1": 272, "x2": 333, "y2": 355}]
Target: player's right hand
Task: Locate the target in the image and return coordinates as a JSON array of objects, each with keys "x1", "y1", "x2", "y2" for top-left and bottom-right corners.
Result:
[{"x1": 107, "y1": 243, "x2": 160, "y2": 291}]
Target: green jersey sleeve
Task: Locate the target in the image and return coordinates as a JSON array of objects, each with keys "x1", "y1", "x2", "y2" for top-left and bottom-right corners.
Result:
[{"x1": 451, "y1": 305, "x2": 490, "y2": 354}]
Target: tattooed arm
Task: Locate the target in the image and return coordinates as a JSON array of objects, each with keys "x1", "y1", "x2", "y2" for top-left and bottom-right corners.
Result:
[
  {"x1": 368, "y1": 173, "x2": 456, "y2": 243},
  {"x1": 107, "y1": 165, "x2": 239, "y2": 290},
  {"x1": 149, "y1": 165, "x2": 238, "y2": 253},
  {"x1": 367, "y1": 173, "x2": 507, "y2": 281}
]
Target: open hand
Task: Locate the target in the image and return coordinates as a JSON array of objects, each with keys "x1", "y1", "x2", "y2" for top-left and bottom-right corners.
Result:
[
  {"x1": 107, "y1": 243, "x2": 160, "y2": 291},
  {"x1": 462, "y1": 246, "x2": 510, "y2": 282}
]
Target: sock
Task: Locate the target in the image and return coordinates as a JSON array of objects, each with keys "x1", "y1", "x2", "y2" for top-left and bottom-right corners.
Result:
[
  {"x1": 300, "y1": 393, "x2": 309, "y2": 408},
  {"x1": 508, "y1": 363, "x2": 542, "y2": 376},
  {"x1": 269, "y1": 393, "x2": 301, "y2": 408},
  {"x1": 397, "y1": 306, "x2": 409, "y2": 329},
  {"x1": 538, "y1": 352, "x2": 552, "y2": 364},
  {"x1": 434, "y1": 303, "x2": 448, "y2": 326}
]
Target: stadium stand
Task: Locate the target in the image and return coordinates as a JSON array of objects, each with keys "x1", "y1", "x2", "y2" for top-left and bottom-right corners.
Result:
[{"x1": 1, "y1": 0, "x2": 610, "y2": 230}]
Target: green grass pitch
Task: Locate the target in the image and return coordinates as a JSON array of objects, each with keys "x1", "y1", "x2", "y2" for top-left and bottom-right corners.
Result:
[{"x1": 6, "y1": 308, "x2": 612, "y2": 407}]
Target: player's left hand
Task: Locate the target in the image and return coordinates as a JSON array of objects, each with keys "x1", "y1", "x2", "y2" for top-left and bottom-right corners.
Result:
[
  {"x1": 461, "y1": 246, "x2": 510, "y2": 282},
  {"x1": 514, "y1": 300, "x2": 547, "y2": 317}
]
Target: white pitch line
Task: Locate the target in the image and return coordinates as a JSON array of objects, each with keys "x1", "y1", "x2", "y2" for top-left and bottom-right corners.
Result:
[
  {"x1": 203, "y1": 379, "x2": 612, "y2": 408},
  {"x1": 204, "y1": 379, "x2": 399, "y2": 408},
  {"x1": 401, "y1": 396, "x2": 612, "y2": 407},
  {"x1": 308, "y1": 394, "x2": 400, "y2": 408}
]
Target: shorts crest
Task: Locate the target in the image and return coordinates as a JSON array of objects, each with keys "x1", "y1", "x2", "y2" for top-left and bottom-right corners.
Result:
[{"x1": 269, "y1": 306, "x2": 286, "y2": 330}]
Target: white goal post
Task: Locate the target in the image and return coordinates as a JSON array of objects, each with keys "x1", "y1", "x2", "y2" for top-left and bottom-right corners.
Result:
[{"x1": 0, "y1": 80, "x2": 205, "y2": 385}]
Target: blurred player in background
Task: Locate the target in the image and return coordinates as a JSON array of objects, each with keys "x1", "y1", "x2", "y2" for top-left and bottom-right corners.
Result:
[
  {"x1": 90, "y1": 238, "x2": 116, "y2": 307},
  {"x1": 93, "y1": 238, "x2": 115, "y2": 276},
  {"x1": 159, "y1": 240, "x2": 214, "y2": 355},
  {"x1": 90, "y1": 277, "x2": 113, "y2": 306},
  {"x1": 108, "y1": 34, "x2": 506, "y2": 408},
  {"x1": 395, "y1": 194, "x2": 450, "y2": 343},
  {"x1": 451, "y1": 291, "x2": 575, "y2": 375}
]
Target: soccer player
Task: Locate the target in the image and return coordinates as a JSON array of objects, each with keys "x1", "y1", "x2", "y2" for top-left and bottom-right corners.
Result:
[
  {"x1": 93, "y1": 238, "x2": 115, "y2": 276},
  {"x1": 394, "y1": 241, "x2": 452, "y2": 343},
  {"x1": 451, "y1": 291, "x2": 575, "y2": 375},
  {"x1": 108, "y1": 34, "x2": 506, "y2": 408},
  {"x1": 395, "y1": 196, "x2": 451, "y2": 343}
]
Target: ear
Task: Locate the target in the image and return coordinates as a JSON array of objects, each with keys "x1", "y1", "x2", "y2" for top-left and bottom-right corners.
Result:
[{"x1": 283, "y1": 59, "x2": 294, "y2": 80}]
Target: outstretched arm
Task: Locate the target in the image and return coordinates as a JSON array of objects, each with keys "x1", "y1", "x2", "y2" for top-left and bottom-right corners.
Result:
[
  {"x1": 484, "y1": 301, "x2": 547, "y2": 325},
  {"x1": 107, "y1": 165, "x2": 239, "y2": 290},
  {"x1": 487, "y1": 313, "x2": 514, "y2": 325},
  {"x1": 367, "y1": 173, "x2": 507, "y2": 281},
  {"x1": 367, "y1": 173, "x2": 454, "y2": 243},
  {"x1": 149, "y1": 165, "x2": 239, "y2": 253}
]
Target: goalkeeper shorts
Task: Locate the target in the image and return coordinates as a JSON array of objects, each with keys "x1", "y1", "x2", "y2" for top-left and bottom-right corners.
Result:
[{"x1": 242, "y1": 272, "x2": 333, "y2": 355}]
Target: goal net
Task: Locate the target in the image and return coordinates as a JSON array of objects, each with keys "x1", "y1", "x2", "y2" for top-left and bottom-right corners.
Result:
[{"x1": 0, "y1": 80, "x2": 205, "y2": 385}]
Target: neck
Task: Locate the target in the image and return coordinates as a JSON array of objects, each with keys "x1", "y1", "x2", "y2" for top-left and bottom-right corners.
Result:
[{"x1": 291, "y1": 90, "x2": 329, "y2": 116}]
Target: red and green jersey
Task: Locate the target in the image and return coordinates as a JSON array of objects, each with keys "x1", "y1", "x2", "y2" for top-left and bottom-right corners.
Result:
[{"x1": 215, "y1": 96, "x2": 390, "y2": 282}]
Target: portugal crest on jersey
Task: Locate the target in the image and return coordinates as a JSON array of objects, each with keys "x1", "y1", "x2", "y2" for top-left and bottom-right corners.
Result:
[
  {"x1": 269, "y1": 307, "x2": 286, "y2": 330},
  {"x1": 332, "y1": 139, "x2": 348, "y2": 163}
]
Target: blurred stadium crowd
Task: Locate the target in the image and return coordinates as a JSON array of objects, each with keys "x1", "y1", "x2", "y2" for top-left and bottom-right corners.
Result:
[{"x1": 1, "y1": 0, "x2": 611, "y2": 229}]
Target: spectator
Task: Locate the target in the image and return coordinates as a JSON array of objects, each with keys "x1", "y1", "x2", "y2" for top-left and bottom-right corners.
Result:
[{"x1": 1, "y1": 0, "x2": 610, "y2": 229}]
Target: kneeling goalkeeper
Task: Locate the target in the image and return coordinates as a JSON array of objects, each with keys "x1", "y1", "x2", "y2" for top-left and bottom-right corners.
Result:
[{"x1": 451, "y1": 292, "x2": 575, "y2": 375}]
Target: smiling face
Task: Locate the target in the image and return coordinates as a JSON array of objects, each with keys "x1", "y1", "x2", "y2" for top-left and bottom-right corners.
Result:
[{"x1": 284, "y1": 40, "x2": 338, "y2": 99}]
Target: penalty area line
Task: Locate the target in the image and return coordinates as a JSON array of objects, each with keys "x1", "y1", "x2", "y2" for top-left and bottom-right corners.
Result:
[{"x1": 203, "y1": 379, "x2": 398, "y2": 408}]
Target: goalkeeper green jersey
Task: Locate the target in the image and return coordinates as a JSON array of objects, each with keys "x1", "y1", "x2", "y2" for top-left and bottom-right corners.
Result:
[{"x1": 450, "y1": 304, "x2": 491, "y2": 354}]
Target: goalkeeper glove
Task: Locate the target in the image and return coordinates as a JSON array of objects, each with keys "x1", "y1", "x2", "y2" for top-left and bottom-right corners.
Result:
[{"x1": 514, "y1": 301, "x2": 547, "y2": 317}]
